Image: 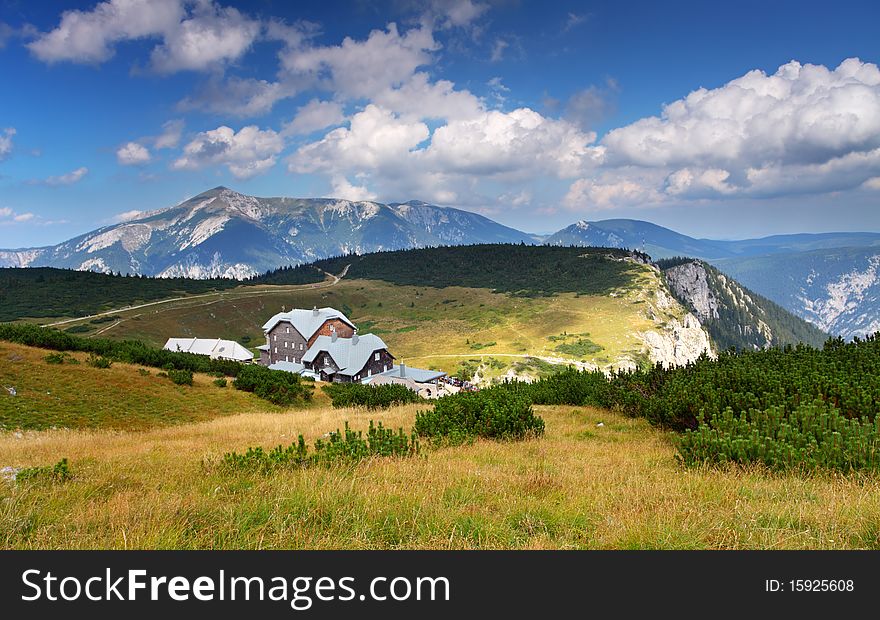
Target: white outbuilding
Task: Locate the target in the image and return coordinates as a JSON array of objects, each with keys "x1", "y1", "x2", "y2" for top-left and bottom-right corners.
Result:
[{"x1": 163, "y1": 337, "x2": 254, "y2": 362}]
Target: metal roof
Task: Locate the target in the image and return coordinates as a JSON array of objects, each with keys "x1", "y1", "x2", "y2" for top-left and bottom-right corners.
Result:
[
  {"x1": 268, "y1": 361, "x2": 306, "y2": 374},
  {"x1": 163, "y1": 337, "x2": 253, "y2": 362},
  {"x1": 262, "y1": 307, "x2": 355, "y2": 339},
  {"x1": 302, "y1": 333, "x2": 390, "y2": 376},
  {"x1": 372, "y1": 364, "x2": 446, "y2": 383}
]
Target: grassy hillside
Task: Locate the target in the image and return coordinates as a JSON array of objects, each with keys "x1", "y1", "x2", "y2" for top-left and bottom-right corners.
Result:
[
  {"x1": 5, "y1": 402, "x2": 880, "y2": 549},
  {"x1": 0, "y1": 341, "x2": 302, "y2": 430}
]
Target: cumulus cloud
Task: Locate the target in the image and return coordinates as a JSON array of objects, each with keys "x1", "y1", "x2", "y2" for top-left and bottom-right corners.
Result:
[
  {"x1": 329, "y1": 176, "x2": 378, "y2": 202},
  {"x1": 0, "y1": 127, "x2": 14, "y2": 160},
  {"x1": 290, "y1": 105, "x2": 429, "y2": 175},
  {"x1": 44, "y1": 167, "x2": 89, "y2": 186},
  {"x1": 289, "y1": 103, "x2": 600, "y2": 204},
  {"x1": 116, "y1": 141, "x2": 151, "y2": 165},
  {"x1": 560, "y1": 57, "x2": 880, "y2": 211},
  {"x1": 282, "y1": 99, "x2": 346, "y2": 136},
  {"x1": 173, "y1": 125, "x2": 283, "y2": 178},
  {"x1": 28, "y1": 0, "x2": 259, "y2": 73}
]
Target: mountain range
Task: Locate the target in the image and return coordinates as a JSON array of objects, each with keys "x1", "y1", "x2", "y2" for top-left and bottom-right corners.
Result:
[{"x1": 1, "y1": 186, "x2": 877, "y2": 340}]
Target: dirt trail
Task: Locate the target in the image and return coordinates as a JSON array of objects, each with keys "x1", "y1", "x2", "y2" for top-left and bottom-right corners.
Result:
[{"x1": 44, "y1": 264, "x2": 352, "y2": 328}]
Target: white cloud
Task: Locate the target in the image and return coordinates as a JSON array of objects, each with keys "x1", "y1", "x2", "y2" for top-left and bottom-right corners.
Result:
[
  {"x1": 27, "y1": 0, "x2": 183, "y2": 63},
  {"x1": 864, "y1": 176, "x2": 880, "y2": 190},
  {"x1": 559, "y1": 57, "x2": 880, "y2": 211},
  {"x1": 28, "y1": 0, "x2": 259, "y2": 73},
  {"x1": 429, "y1": 0, "x2": 489, "y2": 29},
  {"x1": 290, "y1": 105, "x2": 429, "y2": 174},
  {"x1": 282, "y1": 99, "x2": 346, "y2": 136},
  {"x1": 155, "y1": 119, "x2": 184, "y2": 149},
  {"x1": 603, "y1": 58, "x2": 880, "y2": 175},
  {"x1": 329, "y1": 176, "x2": 378, "y2": 202},
  {"x1": 563, "y1": 174, "x2": 664, "y2": 211},
  {"x1": 173, "y1": 125, "x2": 283, "y2": 178},
  {"x1": 0, "y1": 127, "x2": 15, "y2": 160},
  {"x1": 149, "y1": 2, "x2": 260, "y2": 74},
  {"x1": 280, "y1": 23, "x2": 438, "y2": 102},
  {"x1": 116, "y1": 141, "x2": 151, "y2": 165},
  {"x1": 44, "y1": 167, "x2": 89, "y2": 186},
  {"x1": 178, "y1": 76, "x2": 287, "y2": 117},
  {"x1": 0, "y1": 207, "x2": 36, "y2": 224},
  {"x1": 426, "y1": 107, "x2": 600, "y2": 178},
  {"x1": 113, "y1": 210, "x2": 146, "y2": 222}
]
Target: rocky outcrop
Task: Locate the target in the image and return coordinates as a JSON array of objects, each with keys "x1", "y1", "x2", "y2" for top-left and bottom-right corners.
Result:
[
  {"x1": 664, "y1": 261, "x2": 719, "y2": 322},
  {"x1": 641, "y1": 313, "x2": 715, "y2": 368}
]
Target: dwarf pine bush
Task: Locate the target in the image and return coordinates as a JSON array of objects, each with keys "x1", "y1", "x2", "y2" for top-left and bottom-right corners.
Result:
[
  {"x1": 676, "y1": 400, "x2": 880, "y2": 473},
  {"x1": 220, "y1": 421, "x2": 418, "y2": 472},
  {"x1": 15, "y1": 458, "x2": 72, "y2": 483},
  {"x1": 321, "y1": 382, "x2": 422, "y2": 409},
  {"x1": 414, "y1": 386, "x2": 544, "y2": 442}
]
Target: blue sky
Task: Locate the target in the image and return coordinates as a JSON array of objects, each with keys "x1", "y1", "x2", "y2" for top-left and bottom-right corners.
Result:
[{"x1": 1, "y1": 0, "x2": 879, "y2": 247}]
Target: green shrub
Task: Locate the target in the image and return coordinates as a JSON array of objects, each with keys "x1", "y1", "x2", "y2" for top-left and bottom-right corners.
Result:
[
  {"x1": 167, "y1": 368, "x2": 194, "y2": 386},
  {"x1": 15, "y1": 458, "x2": 71, "y2": 483},
  {"x1": 322, "y1": 382, "x2": 422, "y2": 409},
  {"x1": 138, "y1": 368, "x2": 151, "y2": 376},
  {"x1": 213, "y1": 378, "x2": 228, "y2": 388},
  {"x1": 220, "y1": 421, "x2": 418, "y2": 472},
  {"x1": 415, "y1": 386, "x2": 544, "y2": 442},
  {"x1": 44, "y1": 352, "x2": 69, "y2": 364},
  {"x1": 676, "y1": 400, "x2": 880, "y2": 473},
  {"x1": 233, "y1": 364, "x2": 313, "y2": 406},
  {"x1": 87, "y1": 353, "x2": 112, "y2": 368}
]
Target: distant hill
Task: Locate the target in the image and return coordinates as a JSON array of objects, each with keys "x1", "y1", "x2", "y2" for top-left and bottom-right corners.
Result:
[
  {"x1": 544, "y1": 219, "x2": 880, "y2": 261},
  {"x1": 713, "y1": 247, "x2": 880, "y2": 340},
  {"x1": 0, "y1": 187, "x2": 532, "y2": 279}
]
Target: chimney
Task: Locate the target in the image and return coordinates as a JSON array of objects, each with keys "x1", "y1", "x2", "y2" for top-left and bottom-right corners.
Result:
[
  {"x1": 352, "y1": 332, "x2": 359, "y2": 345},
  {"x1": 399, "y1": 362, "x2": 406, "y2": 378},
  {"x1": 312, "y1": 306, "x2": 319, "y2": 316},
  {"x1": 331, "y1": 330, "x2": 338, "y2": 342}
]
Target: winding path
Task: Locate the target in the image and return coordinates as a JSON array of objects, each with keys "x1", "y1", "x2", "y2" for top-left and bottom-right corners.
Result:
[{"x1": 44, "y1": 264, "x2": 351, "y2": 328}]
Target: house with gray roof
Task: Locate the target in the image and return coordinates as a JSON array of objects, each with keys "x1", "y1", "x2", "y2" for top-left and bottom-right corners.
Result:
[
  {"x1": 301, "y1": 331, "x2": 395, "y2": 382},
  {"x1": 259, "y1": 306, "x2": 356, "y2": 366}
]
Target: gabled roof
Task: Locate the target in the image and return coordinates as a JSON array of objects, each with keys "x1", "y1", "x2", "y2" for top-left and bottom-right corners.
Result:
[
  {"x1": 262, "y1": 307, "x2": 355, "y2": 339},
  {"x1": 302, "y1": 333, "x2": 390, "y2": 376},
  {"x1": 163, "y1": 337, "x2": 253, "y2": 361}
]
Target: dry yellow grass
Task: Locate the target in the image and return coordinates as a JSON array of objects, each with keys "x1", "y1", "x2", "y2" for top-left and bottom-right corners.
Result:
[{"x1": 3, "y1": 404, "x2": 880, "y2": 550}]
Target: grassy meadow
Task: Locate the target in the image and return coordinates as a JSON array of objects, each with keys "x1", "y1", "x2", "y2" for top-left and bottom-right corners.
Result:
[
  {"x1": 4, "y1": 398, "x2": 880, "y2": 549},
  {"x1": 0, "y1": 341, "x2": 326, "y2": 430}
]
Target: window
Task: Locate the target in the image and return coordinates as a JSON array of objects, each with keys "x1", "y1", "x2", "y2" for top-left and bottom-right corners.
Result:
[
  {"x1": 286, "y1": 327, "x2": 290, "y2": 334},
  {"x1": 284, "y1": 341, "x2": 287, "y2": 348},
  {"x1": 285, "y1": 356, "x2": 289, "y2": 362},
  {"x1": 274, "y1": 347, "x2": 277, "y2": 354},
  {"x1": 374, "y1": 352, "x2": 380, "y2": 361},
  {"x1": 273, "y1": 335, "x2": 277, "y2": 342}
]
